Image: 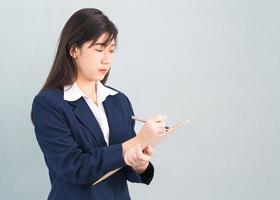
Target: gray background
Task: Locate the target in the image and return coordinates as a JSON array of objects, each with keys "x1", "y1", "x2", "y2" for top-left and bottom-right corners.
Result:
[{"x1": 0, "y1": 0, "x2": 279, "y2": 199}]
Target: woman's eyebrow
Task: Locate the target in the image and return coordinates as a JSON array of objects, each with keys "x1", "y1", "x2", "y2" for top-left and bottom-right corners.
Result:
[{"x1": 94, "y1": 43, "x2": 116, "y2": 47}]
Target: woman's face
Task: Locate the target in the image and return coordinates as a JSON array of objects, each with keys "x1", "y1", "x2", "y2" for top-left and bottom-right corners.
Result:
[{"x1": 71, "y1": 33, "x2": 116, "y2": 82}]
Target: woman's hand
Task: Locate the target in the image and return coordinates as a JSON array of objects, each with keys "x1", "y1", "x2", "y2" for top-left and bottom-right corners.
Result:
[
  {"x1": 124, "y1": 144, "x2": 153, "y2": 174},
  {"x1": 122, "y1": 114, "x2": 166, "y2": 160},
  {"x1": 136, "y1": 114, "x2": 167, "y2": 148}
]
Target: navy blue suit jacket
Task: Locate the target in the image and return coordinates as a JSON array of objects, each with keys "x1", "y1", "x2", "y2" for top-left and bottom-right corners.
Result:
[{"x1": 31, "y1": 86, "x2": 154, "y2": 200}]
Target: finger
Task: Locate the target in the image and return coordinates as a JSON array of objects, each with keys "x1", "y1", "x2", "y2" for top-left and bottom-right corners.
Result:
[
  {"x1": 153, "y1": 114, "x2": 164, "y2": 122},
  {"x1": 156, "y1": 121, "x2": 166, "y2": 126},
  {"x1": 139, "y1": 146, "x2": 152, "y2": 161},
  {"x1": 141, "y1": 154, "x2": 151, "y2": 161},
  {"x1": 145, "y1": 146, "x2": 154, "y2": 156},
  {"x1": 136, "y1": 148, "x2": 151, "y2": 161},
  {"x1": 156, "y1": 115, "x2": 167, "y2": 123},
  {"x1": 127, "y1": 147, "x2": 138, "y2": 165},
  {"x1": 155, "y1": 123, "x2": 166, "y2": 133},
  {"x1": 136, "y1": 144, "x2": 145, "y2": 161},
  {"x1": 126, "y1": 149, "x2": 134, "y2": 165},
  {"x1": 156, "y1": 126, "x2": 166, "y2": 134},
  {"x1": 143, "y1": 146, "x2": 148, "y2": 153},
  {"x1": 157, "y1": 124, "x2": 166, "y2": 130},
  {"x1": 131, "y1": 155, "x2": 139, "y2": 166},
  {"x1": 131, "y1": 147, "x2": 139, "y2": 163},
  {"x1": 125, "y1": 151, "x2": 133, "y2": 166}
]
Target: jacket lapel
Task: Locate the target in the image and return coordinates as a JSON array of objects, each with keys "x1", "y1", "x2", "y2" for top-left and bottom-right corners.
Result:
[
  {"x1": 102, "y1": 96, "x2": 124, "y2": 145},
  {"x1": 67, "y1": 97, "x2": 107, "y2": 146}
]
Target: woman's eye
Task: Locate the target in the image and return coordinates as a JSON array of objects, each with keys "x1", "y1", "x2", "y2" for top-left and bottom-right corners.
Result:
[
  {"x1": 110, "y1": 50, "x2": 115, "y2": 53},
  {"x1": 95, "y1": 49, "x2": 103, "y2": 52}
]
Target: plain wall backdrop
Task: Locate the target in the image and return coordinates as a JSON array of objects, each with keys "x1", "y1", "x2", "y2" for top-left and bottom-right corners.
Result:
[{"x1": 0, "y1": 0, "x2": 279, "y2": 199}]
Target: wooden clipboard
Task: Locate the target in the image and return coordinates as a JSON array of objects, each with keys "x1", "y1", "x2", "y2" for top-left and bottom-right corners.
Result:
[{"x1": 92, "y1": 119, "x2": 191, "y2": 186}]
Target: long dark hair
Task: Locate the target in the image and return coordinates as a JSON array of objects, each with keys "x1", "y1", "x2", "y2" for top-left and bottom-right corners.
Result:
[
  {"x1": 42, "y1": 8, "x2": 118, "y2": 91},
  {"x1": 31, "y1": 8, "x2": 118, "y2": 124}
]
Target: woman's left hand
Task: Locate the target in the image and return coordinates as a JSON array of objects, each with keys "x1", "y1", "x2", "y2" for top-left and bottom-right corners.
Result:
[{"x1": 124, "y1": 144, "x2": 153, "y2": 174}]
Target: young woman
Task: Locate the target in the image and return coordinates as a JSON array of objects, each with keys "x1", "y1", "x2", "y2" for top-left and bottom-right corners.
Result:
[{"x1": 31, "y1": 8, "x2": 166, "y2": 200}]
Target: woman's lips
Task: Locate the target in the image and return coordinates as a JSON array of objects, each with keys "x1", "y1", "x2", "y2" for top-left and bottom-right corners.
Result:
[{"x1": 99, "y1": 69, "x2": 108, "y2": 74}]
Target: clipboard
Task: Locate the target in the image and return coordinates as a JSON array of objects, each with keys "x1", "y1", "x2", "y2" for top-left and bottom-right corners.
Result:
[{"x1": 92, "y1": 119, "x2": 191, "y2": 186}]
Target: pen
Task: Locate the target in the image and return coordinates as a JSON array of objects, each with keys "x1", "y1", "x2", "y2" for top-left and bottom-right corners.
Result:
[{"x1": 131, "y1": 116, "x2": 170, "y2": 130}]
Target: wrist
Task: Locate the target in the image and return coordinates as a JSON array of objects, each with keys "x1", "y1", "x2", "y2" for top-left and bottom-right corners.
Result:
[
  {"x1": 122, "y1": 136, "x2": 141, "y2": 157},
  {"x1": 135, "y1": 130, "x2": 149, "y2": 148}
]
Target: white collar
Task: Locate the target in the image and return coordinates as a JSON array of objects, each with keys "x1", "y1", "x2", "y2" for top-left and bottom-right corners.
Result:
[{"x1": 63, "y1": 81, "x2": 118, "y2": 105}]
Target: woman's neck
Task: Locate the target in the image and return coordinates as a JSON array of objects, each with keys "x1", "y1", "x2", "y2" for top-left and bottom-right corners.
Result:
[{"x1": 76, "y1": 78, "x2": 97, "y2": 103}]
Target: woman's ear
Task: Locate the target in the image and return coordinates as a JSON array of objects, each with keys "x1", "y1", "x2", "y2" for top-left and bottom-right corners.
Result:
[{"x1": 69, "y1": 46, "x2": 79, "y2": 59}]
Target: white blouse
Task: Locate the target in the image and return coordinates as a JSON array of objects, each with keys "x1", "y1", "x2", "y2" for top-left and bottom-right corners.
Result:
[{"x1": 63, "y1": 81, "x2": 118, "y2": 145}]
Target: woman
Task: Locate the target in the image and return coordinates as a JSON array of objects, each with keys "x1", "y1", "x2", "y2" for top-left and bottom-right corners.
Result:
[{"x1": 31, "y1": 8, "x2": 166, "y2": 200}]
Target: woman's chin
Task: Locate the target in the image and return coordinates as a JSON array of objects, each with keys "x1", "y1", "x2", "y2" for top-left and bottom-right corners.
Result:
[{"x1": 88, "y1": 75, "x2": 105, "y2": 82}]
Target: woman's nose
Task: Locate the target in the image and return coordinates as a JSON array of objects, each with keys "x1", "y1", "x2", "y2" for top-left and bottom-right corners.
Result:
[{"x1": 101, "y1": 52, "x2": 109, "y2": 64}]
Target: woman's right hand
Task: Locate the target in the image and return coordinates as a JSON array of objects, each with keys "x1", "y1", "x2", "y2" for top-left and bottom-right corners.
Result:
[
  {"x1": 136, "y1": 114, "x2": 167, "y2": 148},
  {"x1": 122, "y1": 114, "x2": 167, "y2": 159}
]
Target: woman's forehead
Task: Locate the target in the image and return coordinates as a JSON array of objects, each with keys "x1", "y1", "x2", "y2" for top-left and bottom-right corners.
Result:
[{"x1": 95, "y1": 33, "x2": 116, "y2": 46}]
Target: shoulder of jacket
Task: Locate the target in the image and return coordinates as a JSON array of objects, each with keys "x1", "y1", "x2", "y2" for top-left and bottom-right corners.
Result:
[{"x1": 32, "y1": 89, "x2": 64, "y2": 109}]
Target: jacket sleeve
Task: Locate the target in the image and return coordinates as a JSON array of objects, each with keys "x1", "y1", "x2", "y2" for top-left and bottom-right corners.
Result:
[
  {"x1": 122, "y1": 95, "x2": 155, "y2": 185},
  {"x1": 124, "y1": 162, "x2": 154, "y2": 185},
  {"x1": 32, "y1": 94, "x2": 126, "y2": 186}
]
